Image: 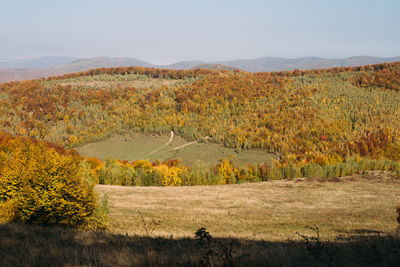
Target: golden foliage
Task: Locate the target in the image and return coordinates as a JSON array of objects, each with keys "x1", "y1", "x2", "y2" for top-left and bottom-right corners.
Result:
[
  {"x1": 0, "y1": 132, "x2": 106, "y2": 228},
  {"x1": 0, "y1": 62, "x2": 400, "y2": 183}
]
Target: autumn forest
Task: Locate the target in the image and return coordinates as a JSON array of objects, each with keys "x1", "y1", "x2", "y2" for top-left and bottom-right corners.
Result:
[{"x1": 1, "y1": 62, "x2": 400, "y2": 186}]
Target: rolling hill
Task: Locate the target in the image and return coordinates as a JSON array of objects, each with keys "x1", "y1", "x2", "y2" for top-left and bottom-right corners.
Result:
[
  {"x1": 61, "y1": 57, "x2": 154, "y2": 73},
  {"x1": 0, "y1": 55, "x2": 399, "y2": 83},
  {"x1": 1, "y1": 62, "x2": 400, "y2": 175},
  {"x1": 0, "y1": 57, "x2": 154, "y2": 83}
]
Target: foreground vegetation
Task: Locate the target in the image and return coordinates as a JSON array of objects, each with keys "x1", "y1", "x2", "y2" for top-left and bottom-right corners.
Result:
[
  {"x1": 1, "y1": 223, "x2": 399, "y2": 267},
  {"x1": 0, "y1": 132, "x2": 107, "y2": 229}
]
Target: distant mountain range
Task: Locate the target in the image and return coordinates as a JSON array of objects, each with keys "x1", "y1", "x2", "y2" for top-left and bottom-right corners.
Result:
[
  {"x1": 0, "y1": 55, "x2": 399, "y2": 83},
  {"x1": 216, "y1": 56, "x2": 400, "y2": 72},
  {"x1": 0, "y1": 56, "x2": 78, "y2": 69}
]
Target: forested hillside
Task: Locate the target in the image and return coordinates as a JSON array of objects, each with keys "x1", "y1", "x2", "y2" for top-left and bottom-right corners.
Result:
[{"x1": 0, "y1": 62, "x2": 399, "y2": 184}]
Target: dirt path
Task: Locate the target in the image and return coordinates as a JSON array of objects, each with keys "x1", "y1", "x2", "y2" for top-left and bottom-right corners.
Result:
[
  {"x1": 168, "y1": 141, "x2": 198, "y2": 151},
  {"x1": 152, "y1": 136, "x2": 210, "y2": 156},
  {"x1": 150, "y1": 140, "x2": 199, "y2": 157},
  {"x1": 149, "y1": 131, "x2": 174, "y2": 155}
]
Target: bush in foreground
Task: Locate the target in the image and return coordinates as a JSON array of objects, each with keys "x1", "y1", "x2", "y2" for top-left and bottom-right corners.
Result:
[
  {"x1": 0, "y1": 132, "x2": 106, "y2": 229},
  {"x1": 397, "y1": 205, "x2": 400, "y2": 227}
]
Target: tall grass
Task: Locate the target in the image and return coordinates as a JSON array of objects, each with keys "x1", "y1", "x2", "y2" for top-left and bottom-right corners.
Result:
[{"x1": 0, "y1": 223, "x2": 399, "y2": 266}]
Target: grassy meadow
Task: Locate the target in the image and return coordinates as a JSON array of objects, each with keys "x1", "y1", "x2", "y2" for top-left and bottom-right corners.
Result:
[{"x1": 76, "y1": 133, "x2": 276, "y2": 166}]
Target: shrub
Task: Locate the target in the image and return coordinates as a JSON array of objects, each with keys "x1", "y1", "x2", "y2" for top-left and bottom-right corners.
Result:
[
  {"x1": 0, "y1": 132, "x2": 106, "y2": 229},
  {"x1": 397, "y1": 205, "x2": 400, "y2": 227}
]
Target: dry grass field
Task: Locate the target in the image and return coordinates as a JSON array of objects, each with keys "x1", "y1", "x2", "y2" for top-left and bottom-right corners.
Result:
[
  {"x1": 97, "y1": 171, "x2": 400, "y2": 241},
  {"x1": 1, "y1": 171, "x2": 399, "y2": 266}
]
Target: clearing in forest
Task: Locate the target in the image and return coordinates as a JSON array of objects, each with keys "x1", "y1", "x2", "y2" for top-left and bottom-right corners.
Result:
[{"x1": 76, "y1": 133, "x2": 276, "y2": 166}]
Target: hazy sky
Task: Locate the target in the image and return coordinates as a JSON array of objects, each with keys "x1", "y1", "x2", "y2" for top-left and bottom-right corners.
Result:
[{"x1": 1, "y1": 0, "x2": 399, "y2": 64}]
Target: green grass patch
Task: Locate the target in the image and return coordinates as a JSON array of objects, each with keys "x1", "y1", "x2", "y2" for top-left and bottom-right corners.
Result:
[{"x1": 75, "y1": 133, "x2": 276, "y2": 166}]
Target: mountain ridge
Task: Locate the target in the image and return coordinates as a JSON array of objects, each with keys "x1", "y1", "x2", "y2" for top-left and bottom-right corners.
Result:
[
  {"x1": 0, "y1": 56, "x2": 78, "y2": 69},
  {"x1": 0, "y1": 55, "x2": 399, "y2": 83}
]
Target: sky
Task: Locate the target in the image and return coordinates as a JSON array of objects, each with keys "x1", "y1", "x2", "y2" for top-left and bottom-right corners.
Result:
[{"x1": 0, "y1": 0, "x2": 399, "y2": 64}]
